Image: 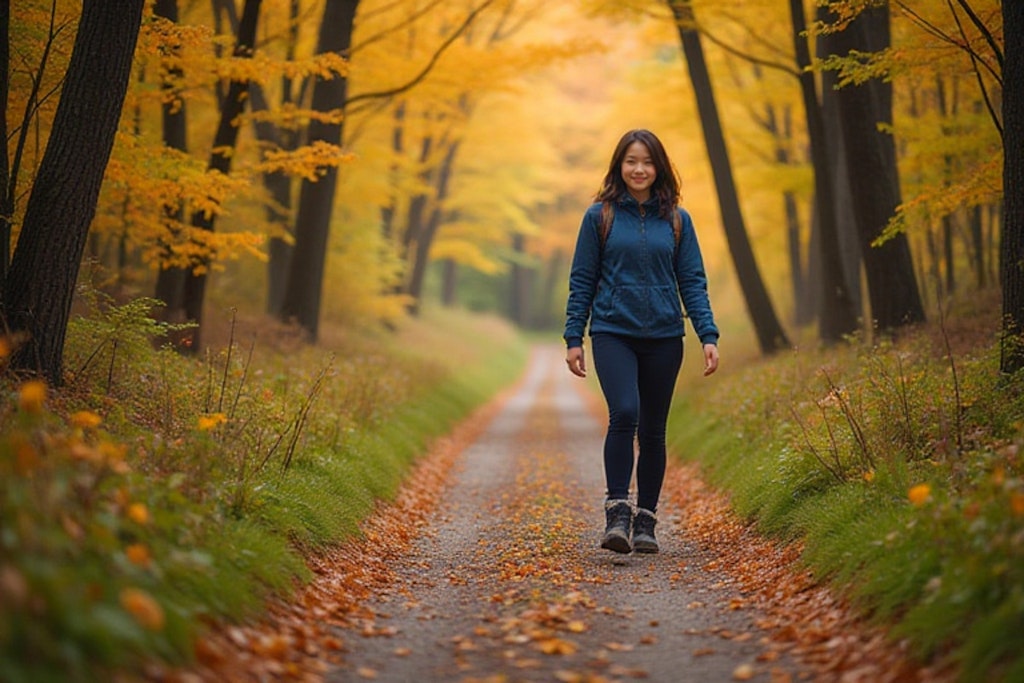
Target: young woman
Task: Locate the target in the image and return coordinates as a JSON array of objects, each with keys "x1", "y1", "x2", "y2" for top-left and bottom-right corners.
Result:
[{"x1": 563, "y1": 129, "x2": 720, "y2": 554}]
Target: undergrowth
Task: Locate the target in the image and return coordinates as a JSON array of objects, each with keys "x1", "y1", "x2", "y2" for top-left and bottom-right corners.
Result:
[
  {"x1": 0, "y1": 296, "x2": 528, "y2": 683},
  {"x1": 670, "y1": 310, "x2": 1024, "y2": 682}
]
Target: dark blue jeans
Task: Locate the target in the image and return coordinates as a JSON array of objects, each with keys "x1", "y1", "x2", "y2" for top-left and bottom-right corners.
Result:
[{"x1": 591, "y1": 333, "x2": 683, "y2": 513}]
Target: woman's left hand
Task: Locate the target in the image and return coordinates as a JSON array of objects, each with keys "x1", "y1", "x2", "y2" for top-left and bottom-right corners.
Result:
[{"x1": 702, "y1": 343, "x2": 719, "y2": 376}]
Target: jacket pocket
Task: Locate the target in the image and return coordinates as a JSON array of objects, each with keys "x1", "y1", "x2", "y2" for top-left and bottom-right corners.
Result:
[{"x1": 650, "y1": 285, "x2": 684, "y2": 327}]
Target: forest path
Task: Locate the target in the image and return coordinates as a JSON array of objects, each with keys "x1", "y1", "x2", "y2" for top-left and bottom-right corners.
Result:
[
  {"x1": 322, "y1": 345, "x2": 808, "y2": 683},
  {"x1": 178, "y1": 345, "x2": 935, "y2": 683}
]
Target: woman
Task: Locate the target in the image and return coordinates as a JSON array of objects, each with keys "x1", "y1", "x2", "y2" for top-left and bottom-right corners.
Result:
[{"x1": 563, "y1": 129, "x2": 719, "y2": 554}]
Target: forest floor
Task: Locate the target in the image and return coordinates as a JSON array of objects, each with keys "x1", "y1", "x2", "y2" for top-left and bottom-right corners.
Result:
[{"x1": 152, "y1": 345, "x2": 956, "y2": 683}]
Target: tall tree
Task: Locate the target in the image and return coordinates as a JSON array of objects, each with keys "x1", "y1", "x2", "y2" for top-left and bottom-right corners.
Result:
[
  {"x1": 179, "y1": 0, "x2": 262, "y2": 350},
  {"x1": 668, "y1": 0, "x2": 790, "y2": 354},
  {"x1": 3, "y1": 0, "x2": 145, "y2": 383},
  {"x1": 279, "y1": 0, "x2": 360, "y2": 340},
  {"x1": 152, "y1": 0, "x2": 190, "y2": 324},
  {"x1": 1001, "y1": 0, "x2": 1023, "y2": 374},
  {"x1": 790, "y1": 0, "x2": 859, "y2": 343},
  {"x1": 826, "y1": 4, "x2": 925, "y2": 332},
  {"x1": 0, "y1": 0, "x2": 9, "y2": 284}
]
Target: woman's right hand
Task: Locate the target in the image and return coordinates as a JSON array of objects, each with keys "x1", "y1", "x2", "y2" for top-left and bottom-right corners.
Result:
[{"x1": 566, "y1": 346, "x2": 587, "y2": 378}]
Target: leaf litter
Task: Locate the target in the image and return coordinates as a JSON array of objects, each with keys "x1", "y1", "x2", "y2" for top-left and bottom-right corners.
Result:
[{"x1": 148, "y1": 356, "x2": 953, "y2": 683}]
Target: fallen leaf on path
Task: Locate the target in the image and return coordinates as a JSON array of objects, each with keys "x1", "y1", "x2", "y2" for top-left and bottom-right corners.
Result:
[{"x1": 733, "y1": 663, "x2": 756, "y2": 680}]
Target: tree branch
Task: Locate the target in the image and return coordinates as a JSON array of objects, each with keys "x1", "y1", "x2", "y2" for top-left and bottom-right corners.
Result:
[{"x1": 345, "y1": 0, "x2": 497, "y2": 110}]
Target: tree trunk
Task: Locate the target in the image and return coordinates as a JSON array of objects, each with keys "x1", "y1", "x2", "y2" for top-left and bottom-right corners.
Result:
[
  {"x1": 254, "y1": 0, "x2": 300, "y2": 316},
  {"x1": 508, "y1": 233, "x2": 530, "y2": 326},
  {"x1": 249, "y1": 84, "x2": 295, "y2": 316},
  {"x1": 0, "y1": 1, "x2": 10, "y2": 287},
  {"x1": 153, "y1": 0, "x2": 190, "y2": 326},
  {"x1": 407, "y1": 139, "x2": 460, "y2": 315},
  {"x1": 441, "y1": 258, "x2": 457, "y2": 307},
  {"x1": 279, "y1": 0, "x2": 360, "y2": 340},
  {"x1": 668, "y1": 0, "x2": 790, "y2": 353},
  {"x1": 827, "y1": 4, "x2": 925, "y2": 332},
  {"x1": 1001, "y1": 0, "x2": 1023, "y2": 374},
  {"x1": 179, "y1": 0, "x2": 261, "y2": 351},
  {"x1": 790, "y1": 0, "x2": 859, "y2": 344},
  {"x1": 816, "y1": 3, "x2": 862, "y2": 321},
  {"x1": 4, "y1": 0, "x2": 145, "y2": 384},
  {"x1": 970, "y1": 204, "x2": 984, "y2": 289}
]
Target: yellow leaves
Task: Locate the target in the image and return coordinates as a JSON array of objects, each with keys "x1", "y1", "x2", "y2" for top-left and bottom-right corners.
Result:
[
  {"x1": 120, "y1": 587, "x2": 165, "y2": 631},
  {"x1": 908, "y1": 484, "x2": 931, "y2": 507},
  {"x1": 250, "y1": 141, "x2": 355, "y2": 181},
  {"x1": 18, "y1": 380, "x2": 47, "y2": 414}
]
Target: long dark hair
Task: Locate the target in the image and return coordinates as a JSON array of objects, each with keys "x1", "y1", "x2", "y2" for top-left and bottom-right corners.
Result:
[{"x1": 595, "y1": 129, "x2": 681, "y2": 223}]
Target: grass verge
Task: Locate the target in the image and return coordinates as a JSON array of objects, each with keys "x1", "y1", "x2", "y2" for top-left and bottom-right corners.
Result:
[
  {"x1": 669, "y1": 312, "x2": 1024, "y2": 682},
  {"x1": 0, "y1": 298, "x2": 528, "y2": 683}
]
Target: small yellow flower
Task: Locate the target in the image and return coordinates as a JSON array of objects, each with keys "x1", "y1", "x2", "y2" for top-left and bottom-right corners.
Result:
[
  {"x1": 70, "y1": 411, "x2": 103, "y2": 429},
  {"x1": 125, "y1": 544, "x2": 152, "y2": 568},
  {"x1": 17, "y1": 380, "x2": 47, "y2": 414},
  {"x1": 908, "y1": 483, "x2": 931, "y2": 506},
  {"x1": 197, "y1": 413, "x2": 227, "y2": 431},
  {"x1": 863, "y1": 470, "x2": 875, "y2": 482},
  {"x1": 120, "y1": 587, "x2": 165, "y2": 631},
  {"x1": 127, "y1": 503, "x2": 150, "y2": 525}
]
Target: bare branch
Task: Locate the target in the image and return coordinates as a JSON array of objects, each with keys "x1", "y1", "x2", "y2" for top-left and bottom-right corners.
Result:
[
  {"x1": 345, "y1": 0, "x2": 497, "y2": 109},
  {"x1": 953, "y1": 0, "x2": 1003, "y2": 69},
  {"x1": 349, "y1": 0, "x2": 447, "y2": 57}
]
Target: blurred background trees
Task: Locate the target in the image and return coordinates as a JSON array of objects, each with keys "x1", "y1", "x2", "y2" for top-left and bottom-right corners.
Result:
[{"x1": 0, "y1": 0, "x2": 1011, "y2": 380}]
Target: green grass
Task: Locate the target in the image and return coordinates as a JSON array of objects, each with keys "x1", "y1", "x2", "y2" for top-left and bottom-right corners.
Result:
[
  {"x1": 0, "y1": 300, "x2": 528, "y2": 682},
  {"x1": 669, "y1": 313, "x2": 1024, "y2": 681}
]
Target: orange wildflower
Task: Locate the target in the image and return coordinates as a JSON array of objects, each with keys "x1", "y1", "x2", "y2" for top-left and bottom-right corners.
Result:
[
  {"x1": 125, "y1": 544, "x2": 152, "y2": 568},
  {"x1": 908, "y1": 484, "x2": 931, "y2": 506},
  {"x1": 18, "y1": 380, "x2": 47, "y2": 414},
  {"x1": 127, "y1": 503, "x2": 150, "y2": 525},
  {"x1": 120, "y1": 587, "x2": 165, "y2": 630},
  {"x1": 70, "y1": 411, "x2": 103, "y2": 429}
]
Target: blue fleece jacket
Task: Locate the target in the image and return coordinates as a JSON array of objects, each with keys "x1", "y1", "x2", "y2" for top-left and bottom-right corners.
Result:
[{"x1": 563, "y1": 195, "x2": 719, "y2": 349}]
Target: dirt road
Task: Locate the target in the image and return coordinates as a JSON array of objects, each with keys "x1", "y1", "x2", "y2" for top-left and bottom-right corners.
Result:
[{"x1": 323, "y1": 345, "x2": 809, "y2": 682}]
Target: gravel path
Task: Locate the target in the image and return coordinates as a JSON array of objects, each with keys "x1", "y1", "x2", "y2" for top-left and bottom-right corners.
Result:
[{"x1": 325, "y1": 345, "x2": 810, "y2": 683}]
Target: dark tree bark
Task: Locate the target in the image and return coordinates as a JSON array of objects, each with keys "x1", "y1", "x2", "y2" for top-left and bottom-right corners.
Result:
[
  {"x1": 279, "y1": 0, "x2": 360, "y2": 340},
  {"x1": 1001, "y1": 0, "x2": 1023, "y2": 374},
  {"x1": 249, "y1": 82, "x2": 296, "y2": 316},
  {"x1": 153, "y1": 0, "x2": 190, "y2": 321},
  {"x1": 508, "y1": 232, "x2": 531, "y2": 327},
  {"x1": 814, "y1": 3, "x2": 862, "y2": 325},
  {"x1": 4, "y1": 0, "x2": 145, "y2": 384},
  {"x1": 252, "y1": 0, "x2": 300, "y2": 316},
  {"x1": 668, "y1": 0, "x2": 790, "y2": 354},
  {"x1": 407, "y1": 139, "x2": 460, "y2": 315},
  {"x1": 827, "y1": 4, "x2": 925, "y2": 332},
  {"x1": 440, "y1": 258, "x2": 457, "y2": 307},
  {"x1": 0, "y1": 0, "x2": 10, "y2": 286},
  {"x1": 179, "y1": 0, "x2": 261, "y2": 351},
  {"x1": 790, "y1": 0, "x2": 859, "y2": 344}
]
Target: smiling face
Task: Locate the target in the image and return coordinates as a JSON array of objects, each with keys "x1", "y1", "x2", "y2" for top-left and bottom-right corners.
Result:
[{"x1": 621, "y1": 141, "x2": 656, "y2": 202}]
